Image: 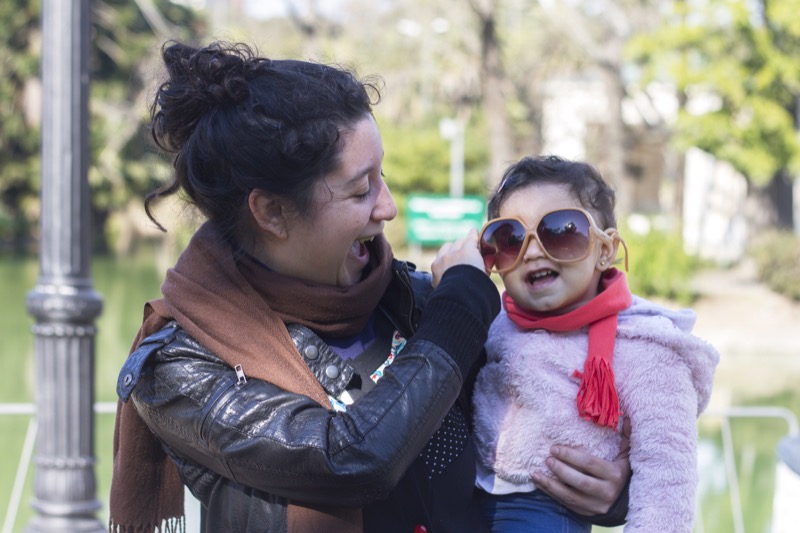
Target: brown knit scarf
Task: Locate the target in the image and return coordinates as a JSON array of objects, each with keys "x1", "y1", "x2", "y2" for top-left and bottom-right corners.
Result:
[{"x1": 109, "y1": 222, "x2": 394, "y2": 533}]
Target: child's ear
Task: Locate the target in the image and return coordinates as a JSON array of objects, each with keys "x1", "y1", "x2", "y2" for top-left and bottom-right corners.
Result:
[
  {"x1": 248, "y1": 189, "x2": 289, "y2": 239},
  {"x1": 596, "y1": 236, "x2": 620, "y2": 272}
]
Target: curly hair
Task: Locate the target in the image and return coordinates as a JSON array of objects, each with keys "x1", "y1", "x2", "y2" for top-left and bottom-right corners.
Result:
[
  {"x1": 487, "y1": 155, "x2": 618, "y2": 229},
  {"x1": 145, "y1": 41, "x2": 382, "y2": 237}
]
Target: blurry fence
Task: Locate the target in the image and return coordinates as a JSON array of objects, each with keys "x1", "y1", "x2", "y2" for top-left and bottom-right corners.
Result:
[
  {"x1": 0, "y1": 402, "x2": 117, "y2": 533},
  {"x1": 697, "y1": 406, "x2": 799, "y2": 533},
  {"x1": 1, "y1": 404, "x2": 798, "y2": 533}
]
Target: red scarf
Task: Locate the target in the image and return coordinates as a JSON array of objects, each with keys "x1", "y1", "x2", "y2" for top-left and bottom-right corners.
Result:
[{"x1": 503, "y1": 269, "x2": 632, "y2": 430}]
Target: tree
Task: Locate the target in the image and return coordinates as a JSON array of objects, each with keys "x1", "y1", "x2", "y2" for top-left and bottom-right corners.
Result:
[
  {"x1": 0, "y1": 0, "x2": 41, "y2": 253},
  {"x1": 0, "y1": 0, "x2": 203, "y2": 254},
  {"x1": 470, "y1": 0, "x2": 515, "y2": 186},
  {"x1": 519, "y1": 0, "x2": 668, "y2": 216},
  {"x1": 630, "y1": 0, "x2": 800, "y2": 231},
  {"x1": 89, "y1": 0, "x2": 204, "y2": 252}
]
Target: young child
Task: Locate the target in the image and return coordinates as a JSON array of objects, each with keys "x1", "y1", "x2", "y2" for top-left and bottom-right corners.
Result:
[{"x1": 472, "y1": 155, "x2": 719, "y2": 532}]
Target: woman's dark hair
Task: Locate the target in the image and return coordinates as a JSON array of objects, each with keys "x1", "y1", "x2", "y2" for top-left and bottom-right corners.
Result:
[
  {"x1": 145, "y1": 40, "x2": 381, "y2": 237},
  {"x1": 487, "y1": 155, "x2": 617, "y2": 229}
]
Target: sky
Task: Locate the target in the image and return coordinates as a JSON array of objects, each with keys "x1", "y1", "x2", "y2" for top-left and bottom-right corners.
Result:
[{"x1": 243, "y1": 0, "x2": 346, "y2": 20}]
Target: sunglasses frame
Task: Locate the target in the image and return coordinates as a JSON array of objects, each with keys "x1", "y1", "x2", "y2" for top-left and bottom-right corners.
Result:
[{"x1": 479, "y1": 208, "x2": 628, "y2": 274}]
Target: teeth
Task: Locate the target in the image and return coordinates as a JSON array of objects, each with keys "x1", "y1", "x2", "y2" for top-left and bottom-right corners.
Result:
[
  {"x1": 358, "y1": 236, "x2": 375, "y2": 244},
  {"x1": 529, "y1": 270, "x2": 552, "y2": 280}
]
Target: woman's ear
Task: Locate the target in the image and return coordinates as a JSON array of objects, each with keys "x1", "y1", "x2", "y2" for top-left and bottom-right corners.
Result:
[{"x1": 248, "y1": 189, "x2": 288, "y2": 239}]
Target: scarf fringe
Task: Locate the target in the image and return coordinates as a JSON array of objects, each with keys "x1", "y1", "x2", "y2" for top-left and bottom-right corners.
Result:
[
  {"x1": 108, "y1": 517, "x2": 186, "y2": 533},
  {"x1": 573, "y1": 358, "x2": 621, "y2": 430}
]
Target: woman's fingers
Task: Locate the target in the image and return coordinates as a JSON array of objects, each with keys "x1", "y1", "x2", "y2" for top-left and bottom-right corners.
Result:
[
  {"x1": 615, "y1": 416, "x2": 632, "y2": 460},
  {"x1": 430, "y1": 228, "x2": 484, "y2": 287},
  {"x1": 531, "y1": 444, "x2": 631, "y2": 516}
]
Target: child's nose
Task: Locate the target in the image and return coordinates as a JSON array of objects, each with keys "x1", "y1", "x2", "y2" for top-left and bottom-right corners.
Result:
[{"x1": 522, "y1": 235, "x2": 547, "y2": 261}]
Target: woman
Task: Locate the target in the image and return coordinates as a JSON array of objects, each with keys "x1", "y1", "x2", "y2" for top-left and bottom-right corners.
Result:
[{"x1": 110, "y1": 41, "x2": 630, "y2": 533}]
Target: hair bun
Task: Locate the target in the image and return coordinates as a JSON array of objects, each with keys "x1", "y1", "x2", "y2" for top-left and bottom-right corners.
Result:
[
  {"x1": 154, "y1": 42, "x2": 264, "y2": 151},
  {"x1": 173, "y1": 42, "x2": 254, "y2": 107},
  {"x1": 196, "y1": 51, "x2": 251, "y2": 106}
]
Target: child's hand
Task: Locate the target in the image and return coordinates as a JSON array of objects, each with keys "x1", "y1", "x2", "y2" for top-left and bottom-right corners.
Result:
[{"x1": 430, "y1": 228, "x2": 486, "y2": 288}]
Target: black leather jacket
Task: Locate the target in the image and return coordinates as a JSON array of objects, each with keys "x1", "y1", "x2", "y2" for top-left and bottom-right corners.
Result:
[{"x1": 118, "y1": 262, "x2": 500, "y2": 532}]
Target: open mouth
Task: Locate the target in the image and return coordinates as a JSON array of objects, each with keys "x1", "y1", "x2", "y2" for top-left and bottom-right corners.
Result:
[
  {"x1": 527, "y1": 269, "x2": 557, "y2": 286},
  {"x1": 351, "y1": 235, "x2": 376, "y2": 263}
]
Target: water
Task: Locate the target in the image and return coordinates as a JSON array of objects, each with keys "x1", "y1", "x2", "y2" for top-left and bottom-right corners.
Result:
[
  {"x1": 0, "y1": 254, "x2": 798, "y2": 532},
  {"x1": 0, "y1": 253, "x2": 163, "y2": 530}
]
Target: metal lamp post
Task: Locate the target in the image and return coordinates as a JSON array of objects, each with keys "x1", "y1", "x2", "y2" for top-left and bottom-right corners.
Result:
[{"x1": 25, "y1": 0, "x2": 106, "y2": 531}]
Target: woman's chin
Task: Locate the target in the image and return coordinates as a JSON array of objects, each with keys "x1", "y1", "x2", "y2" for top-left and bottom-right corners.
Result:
[
  {"x1": 337, "y1": 268, "x2": 364, "y2": 288},
  {"x1": 337, "y1": 253, "x2": 369, "y2": 287}
]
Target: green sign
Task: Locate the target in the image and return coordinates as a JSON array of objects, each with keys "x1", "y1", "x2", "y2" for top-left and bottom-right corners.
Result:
[{"x1": 406, "y1": 194, "x2": 486, "y2": 245}]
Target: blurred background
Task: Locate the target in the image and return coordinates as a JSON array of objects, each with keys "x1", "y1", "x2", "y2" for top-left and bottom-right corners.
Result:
[{"x1": 1, "y1": 0, "x2": 800, "y2": 531}]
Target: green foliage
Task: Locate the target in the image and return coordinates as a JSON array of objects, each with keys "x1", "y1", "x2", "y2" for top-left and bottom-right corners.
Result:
[
  {"x1": 622, "y1": 223, "x2": 701, "y2": 305},
  {"x1": 0, "y1": 1, "x2": 203, "y2": 254},
  {"x1": 380, "y1": 122, "x2": 452, "y2": 194},
  {"x1": 0, "y1": 0, "x2": 41, "y2": 251},
  {"x1": 628, "y1": 0, "x2": 800, "y2": 186},
  {"x1": 379, "y1": 117, "x2": 489, "y2": 196},
  {"x1": 89, "y1": 0, "x2": 205, "y2": 252},
  {"x1": 749, "y1": 230, "x2": 800, "y2": 300},
  {"x1": 377, "y1": 116, "x2": 490, "y2": 249}
]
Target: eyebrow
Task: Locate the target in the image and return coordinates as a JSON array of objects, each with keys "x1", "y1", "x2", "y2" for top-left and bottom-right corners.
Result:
[
  {"x1": 345, "y1": 169, "x2": 371, "y2": 187},
  {"x1": 345, "y1": 151, "x2": 384, "y2": 187}
]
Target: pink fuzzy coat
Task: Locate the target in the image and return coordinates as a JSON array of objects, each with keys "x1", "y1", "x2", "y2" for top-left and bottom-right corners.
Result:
[{"x1": 473, "y1": 296, "x2": 720, "y2": 532}]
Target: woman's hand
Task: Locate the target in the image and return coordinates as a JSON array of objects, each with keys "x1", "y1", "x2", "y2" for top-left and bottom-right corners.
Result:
[
  {"x1": 531, "y1": 417, "x2": 632, "y2": 516},
  {"x1": 430, "y1": 228, "x2": 486, "y2": 288}
]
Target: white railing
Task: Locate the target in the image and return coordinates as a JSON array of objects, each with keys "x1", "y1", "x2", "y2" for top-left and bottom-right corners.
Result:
[
  {"x1": 2, "y1": 407, "x2": 34, "y2": 533},
  {"x1": 1, "y1": 404, "x2": 798, "y2": 533},
  {"x1": 0, "y1": 402, "x2": 117, "y2": 533},
  {"x1": 698, "y1": 407, "x2": 799, "y2": 533}
]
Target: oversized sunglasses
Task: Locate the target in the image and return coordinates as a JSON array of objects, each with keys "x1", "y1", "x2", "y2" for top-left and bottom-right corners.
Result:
[{"x1": 479, "y1": 208, "x2": 627, "y2": 274}]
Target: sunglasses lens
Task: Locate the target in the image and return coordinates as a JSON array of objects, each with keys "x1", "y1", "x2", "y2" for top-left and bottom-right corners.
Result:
[
  {"x1": 537, "y1": 210, "x2": 592, "y2": 261},
  {"x1": 480, "y1": 219, "x2": 526, "y2": 271}
]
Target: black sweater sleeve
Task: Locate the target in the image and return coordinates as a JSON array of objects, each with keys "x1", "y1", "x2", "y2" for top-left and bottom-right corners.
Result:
[
  {"x1": 128, "y1": 265, "x2": 499, "y2": 508},
  {"x1": 588, "y1": 475, "x2": 630, "y2": 527},
  {"x1": 412, "y1": 264, "x2": 501, "y2": 378}
]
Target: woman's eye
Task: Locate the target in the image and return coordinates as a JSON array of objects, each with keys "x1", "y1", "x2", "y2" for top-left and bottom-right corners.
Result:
[{"x1": 354, "y1": 190, "x2": 371, "y2": 200}]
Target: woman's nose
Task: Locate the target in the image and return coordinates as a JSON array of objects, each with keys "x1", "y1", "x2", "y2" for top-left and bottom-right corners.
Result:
[{"x1": 374, "y1": 179, "x2": 398, "y2": 222}]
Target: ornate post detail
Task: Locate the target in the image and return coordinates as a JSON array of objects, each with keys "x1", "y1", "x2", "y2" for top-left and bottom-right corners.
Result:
[{"x1": 25, "y1": 0, "x2": 105, "y2": 531}]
